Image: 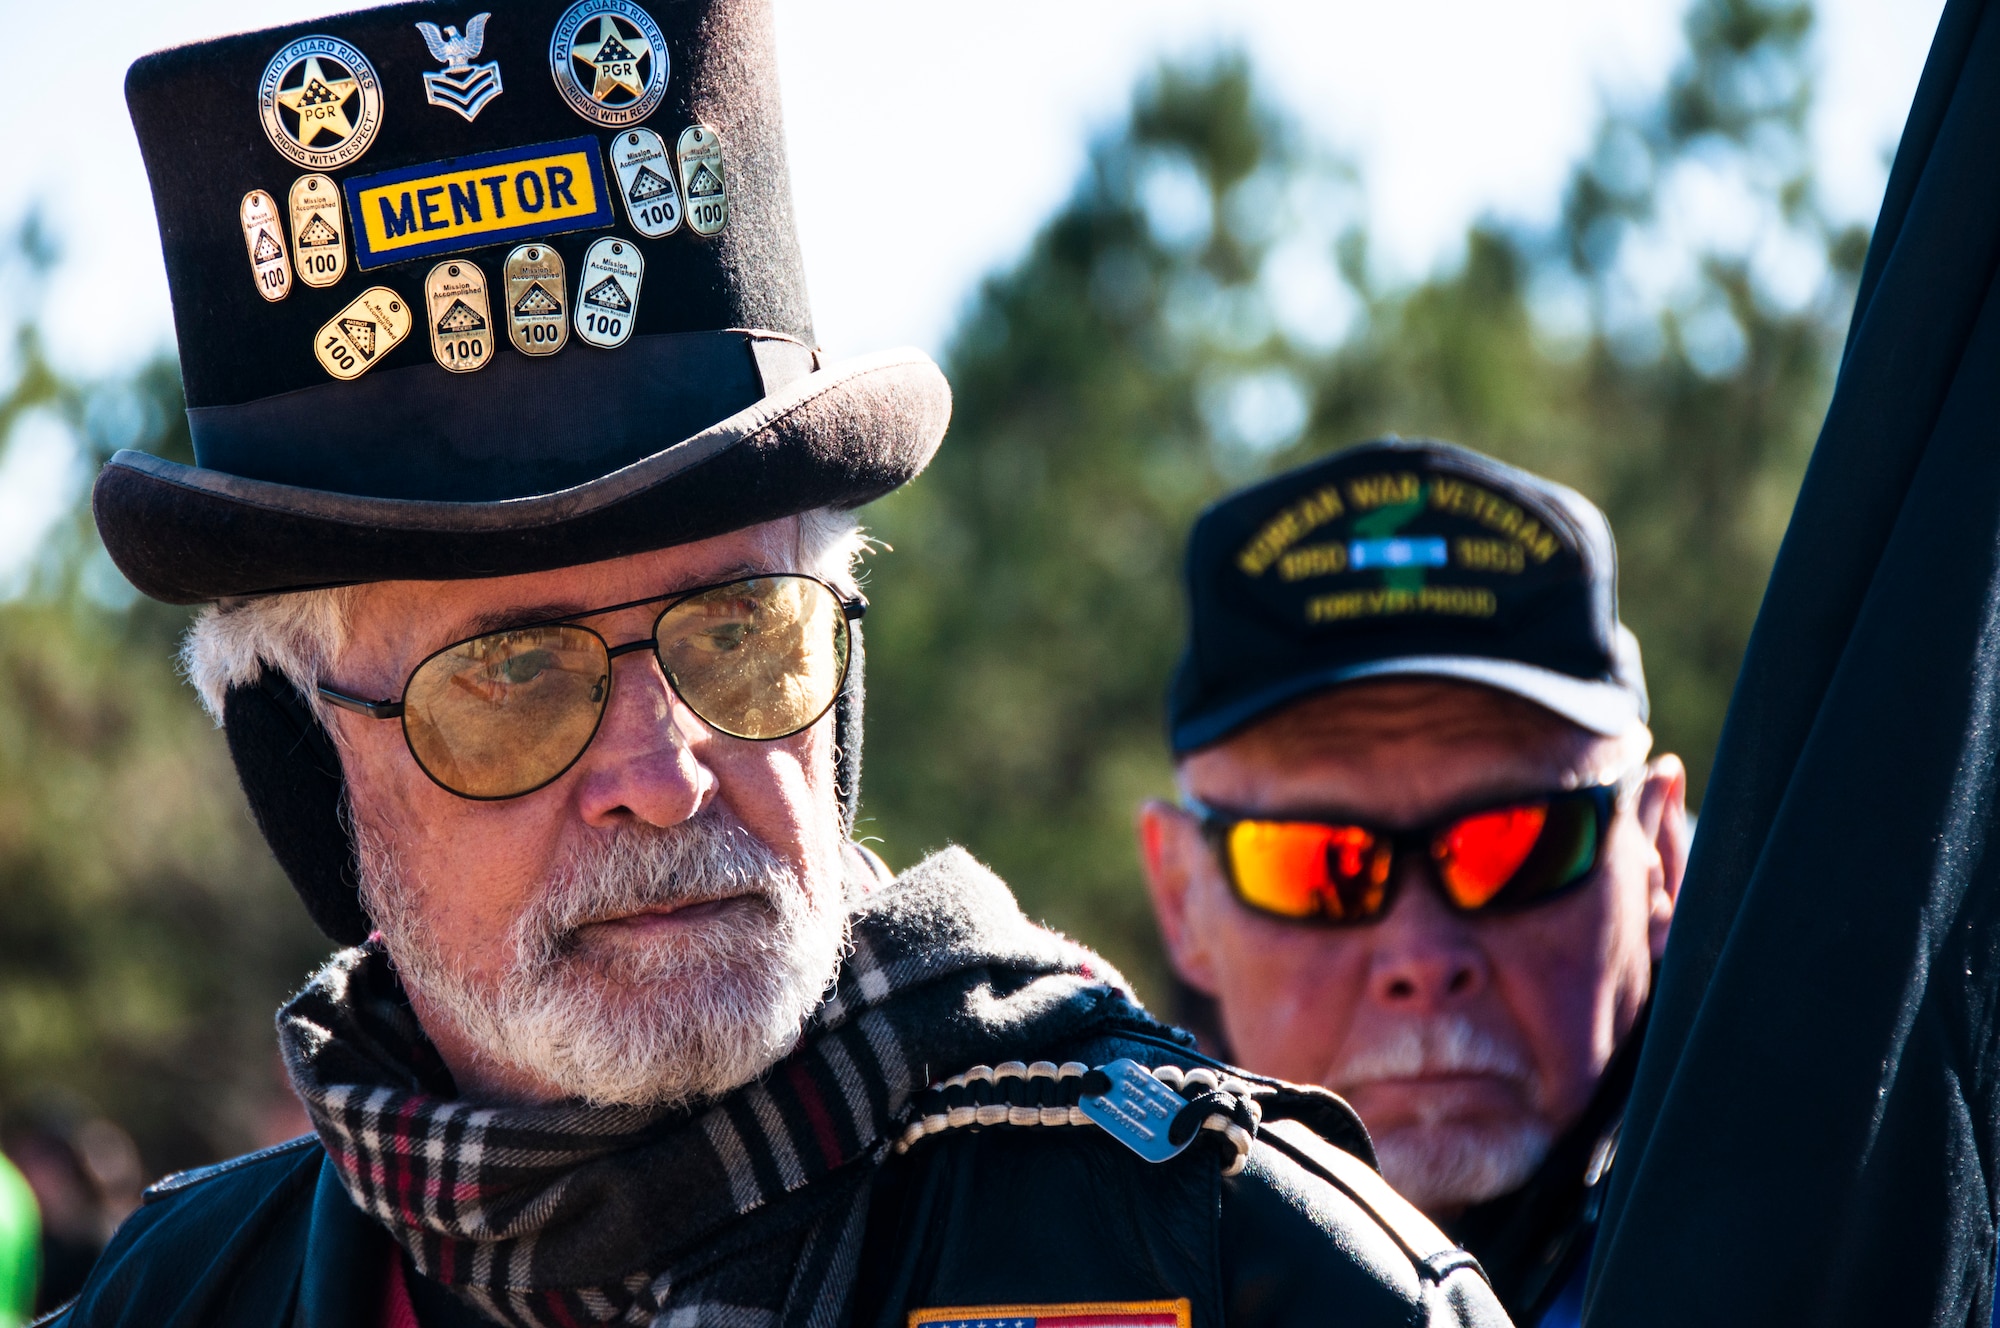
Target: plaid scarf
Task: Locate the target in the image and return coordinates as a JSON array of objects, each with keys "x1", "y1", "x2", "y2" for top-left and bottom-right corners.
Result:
[{"x1": 279, "y1": 847, "x2": 1152, "y2": 1328}]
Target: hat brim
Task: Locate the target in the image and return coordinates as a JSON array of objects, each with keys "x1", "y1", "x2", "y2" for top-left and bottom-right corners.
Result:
[
  {"x1": 93, "y1": 347, "x2": 950, "y2": 604},
  {"x1": 1172, "y1": 650, "x2": 1647, "y2": 754}
]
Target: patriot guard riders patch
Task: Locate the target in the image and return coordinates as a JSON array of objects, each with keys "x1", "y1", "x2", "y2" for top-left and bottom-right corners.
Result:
[
  {"x1": 549, "y1": 0, "x2": 670, "y2": 127},
  {"x1": 909, "y1": 1300, "x2": 1191, "y2": 1328},
  {"x1": 258, "y1": 35, "x2": 384, "y2": 171}
]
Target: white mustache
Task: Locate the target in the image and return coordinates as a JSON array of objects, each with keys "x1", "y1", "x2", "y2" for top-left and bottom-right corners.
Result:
[
  {"x1": 527, "y1": 812, "x2": 782, "y2": 949},
  {"x1": 1334, "y1": 1014, "x2": 1535, "y2": 1089}
]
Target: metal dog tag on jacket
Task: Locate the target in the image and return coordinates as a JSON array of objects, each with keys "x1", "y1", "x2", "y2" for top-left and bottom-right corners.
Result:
[{"x1": 1078, "y1": 1059, "x2": 1191, "y2": 1164}]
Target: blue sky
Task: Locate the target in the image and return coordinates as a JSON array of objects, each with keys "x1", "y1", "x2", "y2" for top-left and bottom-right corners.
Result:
[
  {"x1": 0, "y1": 0, "x2": 1943, "y2": 367},
  {"x1": 0, "y1": 0, "x2": 1948, "y2": 567}
]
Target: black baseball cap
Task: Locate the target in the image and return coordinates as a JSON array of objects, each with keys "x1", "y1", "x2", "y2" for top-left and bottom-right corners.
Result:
[{"x1": 1167, "y1": 438, "x2": 1648, "y2": 755}]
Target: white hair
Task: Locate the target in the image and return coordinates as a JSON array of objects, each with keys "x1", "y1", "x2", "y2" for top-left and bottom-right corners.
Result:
[{"x1": 180, "y1": 507, "x2": 869, "y2": 722}]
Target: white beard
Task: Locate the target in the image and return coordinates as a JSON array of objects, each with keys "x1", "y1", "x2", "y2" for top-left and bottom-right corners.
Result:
[
  {"x1": 357, "y1": 809, "x2": 851, "y2": 1108},
  {"x1": 1369, "y1": 1119, "x2": 1555, "y2": 1215},
  {"x1": 1335, "y1": 1014, "x2": 1555, "y2": 1214}
]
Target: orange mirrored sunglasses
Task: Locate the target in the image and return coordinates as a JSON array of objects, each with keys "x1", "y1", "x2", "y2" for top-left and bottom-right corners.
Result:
[{"x1": 1188, "y1": 784, "x2": 1618, "y2": 925}]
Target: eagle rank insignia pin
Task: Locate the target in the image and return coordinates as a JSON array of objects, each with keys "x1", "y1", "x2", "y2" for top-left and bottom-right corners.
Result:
[
  {"x1": 612, "y1": 129, "x2": 682, "y2": 237},
  {"x1": 416, "y1": 14, "x2": 503, "y2": 122},
  {"x1": 314, "y1": 287, "x2": 412, "y2": 380},
  {"x1": 426, "y1": 261, "x2": 493, "y2": 373},
  {"x1": 677, "y1": 125, "x2": 728, "y2": 236},
  {"x1": 288, "y1": 176, "x2": 347, "y2": 288},
  {"x1": 504, "y1": 244, "x2": 569, "y2": 356},
  {"x1": 240, "y1": 191, "x2": 292, "y2": 302},
  {"x1": 576, "y1": 237, "x2": 643, "y2": 348}
]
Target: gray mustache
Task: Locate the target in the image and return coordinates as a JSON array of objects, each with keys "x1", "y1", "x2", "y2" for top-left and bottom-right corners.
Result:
[
  {"x1": 525, "y1": 812, "x2": 789, "y2": 946},
  {"x1": 1335, "y1": 1015, "x2": 1536, "y2": 1088}
]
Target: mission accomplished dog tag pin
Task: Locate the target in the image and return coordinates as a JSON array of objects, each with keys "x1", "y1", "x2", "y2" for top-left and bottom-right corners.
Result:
[
  {"x1": 611, "y1": 129, "x2": 681, "y2": 237},
  {"x1": 426, "y1": 261, "x2": 492, "y2": 373},
  {"x1": 240, "y1": 191, "x2": 292, "y2": 302},
  {"x1": 314, "y1": 286, "x2": 411, "y2": 380},
  {"x1": 504, "y1": 244, "x2": 568, "y2": 356},
  {"x1": 288, "y1": 176, "x2": 347, "y2": 288},
  {"x1": 1077, "y1": 1060, "x2": 1194, "y2": 1164},
  {"x1": 575, "y1": 237, "x2": 642, "y2": 348},
  {"x1": 676, "y1": 125, "x2": 727, "y2": 236}
]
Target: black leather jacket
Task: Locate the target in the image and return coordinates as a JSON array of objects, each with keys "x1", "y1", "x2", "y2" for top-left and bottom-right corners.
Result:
[{"x1": 47, "y1": 1060, "x2": 1509, "y2": 1327}]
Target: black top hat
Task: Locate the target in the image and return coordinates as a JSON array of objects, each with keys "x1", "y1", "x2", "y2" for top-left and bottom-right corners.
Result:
[
  {"x1": 96, "y1": 0, "x2": 949, "y2": 604},
  {"x1": 1168, "y1": 438, "x2": 1648, "y2": 754}
]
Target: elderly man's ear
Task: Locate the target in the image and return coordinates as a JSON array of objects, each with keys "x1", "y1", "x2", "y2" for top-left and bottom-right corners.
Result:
[
  {"x1": 1138, "y1": 800, "x2": 1224, "y2": 995},
  {"x1": 1636, "y1": 754, "x2": 1692, "y2": 962}
]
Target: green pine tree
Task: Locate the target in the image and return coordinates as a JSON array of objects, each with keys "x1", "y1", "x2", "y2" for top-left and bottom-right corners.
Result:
[{"x1": 861, "y1": 0, "x2": 1852, "y2": 1000}]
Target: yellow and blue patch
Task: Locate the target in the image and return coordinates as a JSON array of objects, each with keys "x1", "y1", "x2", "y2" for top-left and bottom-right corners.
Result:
[
  {"x1": 344, "y1": 136, "x2": 614, "y2": 270},
  {"x1": 909, "y1": 1299, "x2": 1190, "y2": 1328}
]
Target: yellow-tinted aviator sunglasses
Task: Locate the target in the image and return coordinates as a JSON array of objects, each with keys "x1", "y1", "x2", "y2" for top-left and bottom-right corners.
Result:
[{"x1": 318, "y1": 574, "x2": 863, "y2": 801}]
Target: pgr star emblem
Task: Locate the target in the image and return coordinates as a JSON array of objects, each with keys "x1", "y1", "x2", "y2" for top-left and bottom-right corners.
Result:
[
  {"x1": 258, "y1": 35, "x2": 383, "y2": 169},
  {"x1": 275, "y1": 57, "x2": 358, "y2": 146},
  {"x1": 575, "y1": 18, "x2": 650, "y2": 103},
  {"x1": 547, "y1": 0, "x2": 669, "y2": 127}
]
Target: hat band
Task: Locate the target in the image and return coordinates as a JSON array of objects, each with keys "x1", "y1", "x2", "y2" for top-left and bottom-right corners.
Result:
[{"x1": 186, "y1": 330, "x2": 815, "y2": 504}]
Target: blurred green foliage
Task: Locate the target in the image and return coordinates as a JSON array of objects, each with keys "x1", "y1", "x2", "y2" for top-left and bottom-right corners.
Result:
[
  {"x1": 0, "y1": 0, "x2": 1866, "y2": 1170},
  {"x1": 859, "y1": 0, "x2": 1856, "y2": 1000},
  {"x1": 0, "y1": 224, "x2": 324, "y2": 1176}
]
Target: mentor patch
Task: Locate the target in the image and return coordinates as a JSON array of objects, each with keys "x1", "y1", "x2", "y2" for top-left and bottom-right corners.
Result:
[{"x1": 344, "y1": 136, "x2": 613, "y2": 269}]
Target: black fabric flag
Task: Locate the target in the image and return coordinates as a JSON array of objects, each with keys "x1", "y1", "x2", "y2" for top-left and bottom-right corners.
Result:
[{"x1": 1587, "y1": 1, "x2": 2000, "y2": 1323}]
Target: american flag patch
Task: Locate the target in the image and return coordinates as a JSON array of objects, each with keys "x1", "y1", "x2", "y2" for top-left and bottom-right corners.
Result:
[{"x1": 909, "y1": 1299, "x2": 1190, "y2": 1328}]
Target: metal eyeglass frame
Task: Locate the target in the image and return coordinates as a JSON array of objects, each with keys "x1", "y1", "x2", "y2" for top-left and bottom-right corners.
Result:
[{"x1": 316, "y1": 573, "x2": 867, "y2": 801}]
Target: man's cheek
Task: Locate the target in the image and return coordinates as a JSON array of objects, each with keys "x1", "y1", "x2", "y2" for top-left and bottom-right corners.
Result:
[
  {"x1": 414, "y1": 829, "x2": 551, "y2": 977},
  {"x1": 1237, "y1": 933, "x2": 1355, "y2": 1069},
  {"x1": 1485, "y1": 946, "x2": 1606, "y2": 1117}
]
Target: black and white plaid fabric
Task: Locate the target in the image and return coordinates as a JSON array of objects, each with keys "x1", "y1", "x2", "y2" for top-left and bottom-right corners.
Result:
[{"x1": 280, "y1": 848, "x2": 1147, "y2": 1328}]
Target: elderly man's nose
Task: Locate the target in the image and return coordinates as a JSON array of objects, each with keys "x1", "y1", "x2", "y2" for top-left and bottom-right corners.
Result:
[
  {"x1": 1364, "y1": 873, "x2": 1490, "y2": 1012},
  {"x1": 572, "y1": 649, "x2": 712, "y2": 827}
]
